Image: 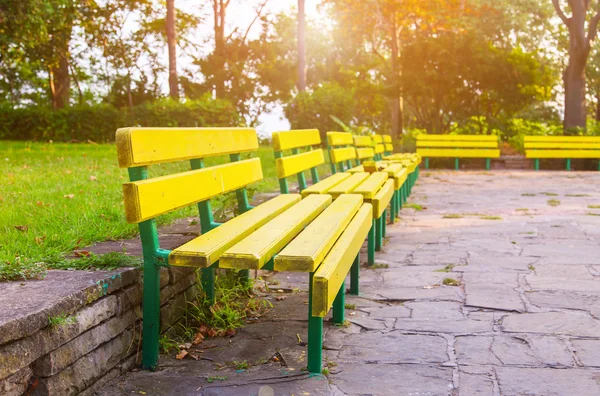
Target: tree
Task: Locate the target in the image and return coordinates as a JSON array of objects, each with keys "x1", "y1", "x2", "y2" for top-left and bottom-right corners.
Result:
[
  {"x1": 552, "y1": 0, "x2": 600, "y2": 131},
  {"x1": 166, "y1": 0, "x2": 178, "y2": 99},
  {"x1": 297, "y1": 0, "x2": 306, "y2": 91}
]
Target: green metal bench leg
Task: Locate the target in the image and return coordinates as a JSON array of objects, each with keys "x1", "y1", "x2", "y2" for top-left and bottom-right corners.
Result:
[
  {"x1": 455, "y1": 158, "x2": 459, "y2": 171},
  {"x1": 375, "y1": 216, "x2": 383, "y2": 251},
  {"x1": 332, "y1": 280, "x2": 345, "y2": 324},
  {"x1": 425, "y1": 158, "x2": 429, "y2": 169},
  {"x1": 141, "y1": 250, "x2": 160, "y2": 371},
  {"x1": 382, "y1": 209, "x2": 387, "y2": 238},
  {"x1": 486, "y1": 158, "x2": 491, "y2": 170},
  {"x1": 534, "y1": 159, "x2": 539, "y2": 171},
  {"x1": 368, "y1": 219, "x2": 375, "y2": 266},
  {"x1": 350, "y1": 254, "x2": 360, "y2": 295},
  {"x1": 307, "y1": 272, "x2": 323, "y2": 374},
  {"x1": 239, "y1": 269, "x2": 250, "y2": 285},
  {"x1": 201, "y1": 267, "x2": 216, "y2": 304},
  {"x1": 567, "y1": 159, "x2": 571, "y2": 171}
]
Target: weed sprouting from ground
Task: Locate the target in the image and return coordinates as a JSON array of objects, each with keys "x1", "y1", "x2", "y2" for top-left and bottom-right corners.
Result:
[
  {"x1": 480, "y1": 216, "x2": 502, "y2": 220},
  {"x1": 522, "y1": 193, "x2": 536, "y2": 197},
  {"x1": 588, "y1": 205, "x2": 600, "y2": 209},
  {"x1": 547, "y1": 199, "x2": 561, "y2": 207},
  {"x1": 404, "y1": 203, "x2": 424, "y2": 211},
  {"x1": 566, "y1": 194, "x2": 590, "y2": 197},
  {"x1": 344, "y1": 303, "x2": 356, "y2": 310},
  {"x1": 435, "y1": 264, "x2": 456, "y2": 273},
  {"x1": 48, "y1": 313, "x2": 76, "y2": 328},
  {"x1": 540, "y1": 192, "x2": 558, "y2": 196},
  {"x1": 369, "y1": 263, "x2": 389, "y2": 269},
  {"x1": 442, "y1": 278, "x2": 460, "y2": 286},
  {"x1": 443, "y1": 214, "x2": 464, "y2": 219}
]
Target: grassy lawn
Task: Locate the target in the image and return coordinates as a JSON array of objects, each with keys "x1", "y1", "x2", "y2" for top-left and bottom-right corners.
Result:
[{"x1": 0, "y1": 141, "x2": 331, "y2": 281}]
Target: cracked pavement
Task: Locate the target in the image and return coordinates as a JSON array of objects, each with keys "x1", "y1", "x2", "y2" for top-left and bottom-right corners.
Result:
[{"x1": 98, "y1": 170, "x2": 600, "y2": 396}]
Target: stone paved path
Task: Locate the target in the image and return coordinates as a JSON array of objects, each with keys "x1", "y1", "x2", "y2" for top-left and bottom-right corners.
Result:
[{"x1": 99, "y1": 170, "x2": 600, "y2": 396}]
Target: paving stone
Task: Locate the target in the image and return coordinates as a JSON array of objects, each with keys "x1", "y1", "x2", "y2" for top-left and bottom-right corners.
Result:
[
  {"x1": 527, "y1": 290, "x2": 600, "y2": 311},
  {"x1": 458, "y1": 371, "x2": 495, "y2": 396},
  {"x1": 0, "y1": 367, "x2": 32, "y2": 396},
  {"x1": 371, "y1": 285, "x2": 463, "y2": 302},
  {"x1": 331, "y1": 363, "x2": 453, "y2": 396},
  {"x1": 409, "y1": 250, "x2": 467, "y2": 266},
  {"x1": 571, "y1": 339, "x2": 600, "y2": 367},
  {"x1": 502, "y1": 312, "x2": 600, "y2": 337},
  {"x1": 382, "y1": 267, "x2": 455, "y2": 288},
  {"x1": 395, "y1": 318, "x2": 492, "y2": 334},
  {"x1": 405, "y1": 301, "x2": 464, "y2": 321},
  {"x1": 465, "y1": 283, "x2": 525, "y2": 312},
  {"x1": 460, "y1": 254, "x2": 534, "y2": 273},
  {"x1": 360, "y1": 305, "x2": 411, "y2": 318},
  {"x1": 496, "y1": 367, "x2": 600, "y2": 395},
  {"x1": 347, "y1": 317, "x2": 393, "y2": 331},
  {"x1": 339, "y1": 332, "x2": 448, "y2": 364}
]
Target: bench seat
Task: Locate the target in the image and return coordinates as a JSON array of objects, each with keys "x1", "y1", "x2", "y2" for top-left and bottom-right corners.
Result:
[
  {"x1": 417, "y1": 135, "x2": 499, "y2": 170},
  {"x1": 524, "y1": 136, "x2": 600, "y2": 170},
  {"x1": 301, "y1": 172, "x2": 351, "y2": 197}
]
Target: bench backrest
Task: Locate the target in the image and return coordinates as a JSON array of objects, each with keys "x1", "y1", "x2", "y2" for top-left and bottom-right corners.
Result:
[
  {"x1": 372, "y1": 134, "x2": 385, "y2": 158},
  {"x1": 117, "y1": 127, "x2": 261, "y2": 236},
  {"x1": 353, "y1": 135, "x2": 376, "y2": 162},
  {"x1": 416, "y1": 134, "x2": 499, "y2": 148},
  {"x1": 327, "y1": 131, "x2": 358, "y2": 174},
  {"x1": 524, "y1": 136, "x2": 600, "y2": 149},
  {"x1": 272, "y1": 129, "x2": 325, "y2": 194},
  {"x1": 383, "y1": 135, "x2": 393, "y2": 154}
]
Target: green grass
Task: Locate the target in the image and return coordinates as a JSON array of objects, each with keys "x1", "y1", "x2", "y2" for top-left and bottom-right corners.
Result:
[
  {"x1": 48, "y1": 313, "x2": 76, "y2": 327},
  {"x1": 540, "y1": 192, "x2": 559, "y2": 196},
  {"x1": 442, "y1": 277, "x2": 460, "y2": 286},
  {"x1": 480, "y1": 216, "x2": 502, "y2": 220},
  {"x1": 0, "y1": 141, "x2": 310, "y2": 281},
  {"x1": 588, "y1": 205, "x2": 600, "y2": 209},
  {"x1": 404, "y1": 203, "x2": 424, "y2": 211},
  {"x1": 547, "y1": 199, "x2": 561, "y2": 207},
  {"x1": 442, "y1": 214, "x2": 464, "y2": 219}
]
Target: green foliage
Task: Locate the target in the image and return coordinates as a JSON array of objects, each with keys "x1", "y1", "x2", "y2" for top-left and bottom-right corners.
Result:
[
  {"x1": 48, "y1": 313, "x2": 76, "y2": 328},
  {"x1": 0, "y1": 98, "x2": 240, "y2": 142},
  {"x1": 442, "y1": 278, "x2": 460, "y2": 286}
]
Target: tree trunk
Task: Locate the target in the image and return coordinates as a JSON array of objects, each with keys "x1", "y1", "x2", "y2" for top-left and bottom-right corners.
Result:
[
  {"x1": 51, "y1": 46, "x2": 70, "y2": 109},
  {"x1": 213, "y1": 0, "x2": 226, "y2": 99},
  {"x1": 596, "y1": 92, "x2": 600, "y2": 122},
  {"x1": 297, "y1": 0, "x2": 306, "y2": 91},
  {"x1": 563, "y1": 47, "x2": 588, "y2": 132},
  {"x1": 166, "y1": 0, "x2": 178, "y2": 100},
  {"x1": 390, "y1": 16, "x2": 402, "y2": 139}
]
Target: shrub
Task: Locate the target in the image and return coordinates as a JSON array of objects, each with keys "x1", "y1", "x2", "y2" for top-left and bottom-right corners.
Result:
[{"x1": 0, "y1": 96, "x2": 241, "y2": 142}]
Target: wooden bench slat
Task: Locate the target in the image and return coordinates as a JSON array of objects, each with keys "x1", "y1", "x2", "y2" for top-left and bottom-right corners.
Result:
[
  {"x1": 417, "y1": 141, "x2": 498, "y2": 148},
  {"x1": 169, "y1": 194, "x2": 301, "y2": 267},
  {"x1": 524, "y1": 136, "x2": 600, "y2": 143},
  {"x1": 417, "y1": 148, "x2": 501, "y2": 158},
  {"x1": 275, "y1": 149, "x2": 324, "y2": 178},
  {"x1": 382, "y1": 164, "x2": 408, "y2": 189},
  {"x1": 123, "y1": 158, "x2": 262, "y2": 223},
  {"x1": 385, "y1": 143, "x2": 394, "y2": 152},
  {"x1": 327, "y1": 132, "x2": 354, "y2": 146},
  {"x1": 525, "y1": 142, "x2": 600, "y2": 149},
  {"x1": 353, "y1": 136, "x2": 372, "y2": 147},
  {"x1": 301, "y1": 173, "x2": 352, "y2": 197},
  {"x1": 374, "y1": 144, "x2": 385, "y2": 154},
  {"x1": 272, "y1": 129, "x2": 321, "y2": 151},
  {"x1": 383, "y1": 135, "x2": 392, "y2": 143},
  {"x1": 526, "y1": 150, "x2": 600, "y2": 159},
  {"x1": 353, "y1": 172, "x2": 388, "y2": 199},
  {"x1": 330, "y1": 147, "x2": 357, "y2": 164},
  {"x1": 372, "y1": 179, "x2": 394, "y2": 218},
  {"x1": 116, "y1": 127, "x2": 258, "y2": 168},
  {"x1": 328, "y1": 172, "x2": 370, "y2": 197},
  {"x1": 347, "y1": 165, "x2": 364, "y2": 173},
  {"x1": 219, "y1": 194, "x2": 332, "y2": 270},
  {"x1": 373, "y1": 135, "x2": 384, "y2": 143},
  {"x1": 417, "y1": 135, "x2": 498, "y2": 142},
  {"x1": 274, "y1": 194, "x2": 363, "y2": 272},
  {"x1": 356, "y1": 147, "x2": 375, "y2": 160},
  {"x1": 312, "y1": 204, "x2": 373, "y2": 317}
]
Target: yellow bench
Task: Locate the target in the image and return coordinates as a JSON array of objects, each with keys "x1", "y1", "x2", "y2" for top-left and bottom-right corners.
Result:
[
  {"x1": 117, "y1": 127, "x2": 370, "y2": 375},
  {"x1": 417, "y1": 135, "x2": 500, "y2": 170},
  {"x1": 383, "y1": 134, "x2": 394, "y2": 155},
  {"x1": 524, "y1": 136, "x2": 600, "y2": 171}
]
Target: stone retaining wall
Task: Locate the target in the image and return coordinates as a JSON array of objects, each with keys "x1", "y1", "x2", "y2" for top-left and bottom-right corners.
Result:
[{"x1": 0, "y1": 266, "x2": 198, "y2": 396}]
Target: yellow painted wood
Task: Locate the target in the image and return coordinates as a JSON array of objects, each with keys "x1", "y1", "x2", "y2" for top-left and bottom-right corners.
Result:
[
  {"x1": 524, "y1": 136, "x2": 600, "y2": 143},
  {"x1": 169, "y1": 194, "x2": 301, "y2": 267},
  {"x1": 373, "y1": 135, "x2": 383, "y2": 143},
  {"x1": 219, "y1": 194, "x2": 332, "y2": 270},
  {"x1": 374, "y1": 144, "x2": 385, "y2": 154},
  {"x1": 328, "y1": 172, "x2": 370, "y2": 198},
  {"x1": 356, "y1": 147, "x2": 375, "y2": 160},
  {"x1": 301, "y1": 173, "x2": 352, "y2": 197},
  {"x1": 347, "y1": 165, "x2": 364, "y2": 173},
  {"x1": 327, "y1": 131, "x2": 354, "y2": 146},
  {"x1": 524, "y1": 142, "x2": 600, "y2": 149},
  {"x1": 353, "y1": 172, "x2": 388, "y2": 200},
  {"x1": 417, "y1": 141, "x2": 498, "y2": 148},
  {"x1": 416, "y1": 148, "x2": 501, "y2": 158},
  {"x1": 392, "y1": 168, "x2": 408, "y2": 190},
  {"x1": 417, "y1": 135, "x2": 498, "y2": 142},
  {"x1": 330, "y1": 147, "x2": 357, "y2": 164},
  {"x1": 272, "y1": 129, "x2": 321, "y2": 151},
  {"x1": 274, "y1": 194, "x2": 363, "y2": 272},
  {"x1": 123, "y1": 158, "x2": 262, "y2": 223},
  {"x1": 116, "y1": 127, "x2": 258, "y2": 168},
  {"x1": 525, "y1": 150, "x2": 600, "y2": 159},
  {"x1": 385, "y1": 143, "x2": 394, "y2": 152},
  {"x1": 312, "y1": 203, "x2": 373, "y2": 317},
  {"x1": 275, "y1": 149, "x2": 325, "y2": 178},
  {"x1": 362, "y1": 161, "x2": 389, "y2": 173},
  {"x1": 372, "y1": 179, "x2": 394, "y2": 219},
  {"x1": 353, "y1": 136, "x2": 372, "y2": 147},
  {"x1": 383, "y1": 135, "x2": 392, "y2": 143}
]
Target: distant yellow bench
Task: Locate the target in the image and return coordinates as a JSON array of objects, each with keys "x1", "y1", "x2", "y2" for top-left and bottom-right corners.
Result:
[
  {"x1": 417, "y1": 135, "x2": 500, "y2": 170},
  {"x1": 524, "y1": 136, "x2": 600, "y2": 171}
]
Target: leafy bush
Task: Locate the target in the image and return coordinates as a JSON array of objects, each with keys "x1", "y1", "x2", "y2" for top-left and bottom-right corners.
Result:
[
  {"x1": 0, "y1": 96, "x2": 241, "y2": 142},
  {"x1": 505, "y1": 118, "x2": 562, "y2": 154}
]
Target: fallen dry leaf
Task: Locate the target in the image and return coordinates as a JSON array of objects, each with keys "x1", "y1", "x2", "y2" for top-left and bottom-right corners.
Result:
[
  {"x1": 63, "y1": 194, "x2": 75, "y2": 199},
  {"x1": 423, "y1": 284, "x2": 440, "y2": 289},
  {"x1": 89, "y1": 175, "x2": 97, "y2": 181},
  {"x1": 14, "y1": 225, "x2": 28, "y2": 232},
  {"x1": 192, "y1": 332, "x2": 205, "y2": 345},
  {"x1": 198, "y1": 324, "x2": 209, "y2": 336},
  {"x1": 207, "y1": 328, "x2": 218, "y2": 338},
  {"x1": 175, "y1": 350, "x2": 188, "y2": 360},
  {"x1": 225, "y1": 329, "x2": 236, "y2": 337},
  {"x1": 35, "y1": 236, "x2": 46, "y2": 245},
  {"x1": 275, "y1": 295, "x2": 287, "y2": 301},
  {"x1": 73, "y1": 250, "x2": 91, "y2": 257}
]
